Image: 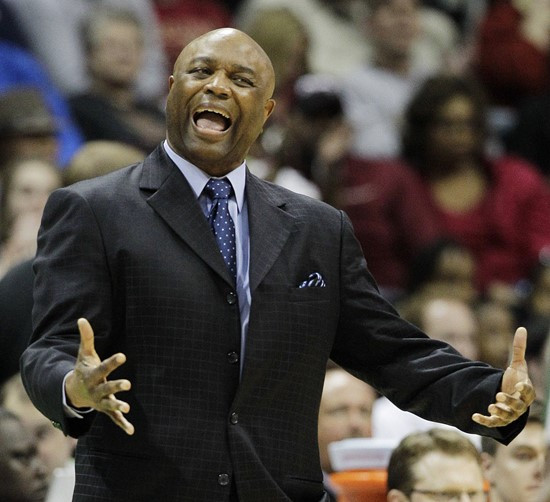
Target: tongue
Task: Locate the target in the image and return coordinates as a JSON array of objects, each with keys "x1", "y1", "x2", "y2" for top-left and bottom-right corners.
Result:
[{"x1": 196, "y1": 111, "x2": 227, "y2": 131}]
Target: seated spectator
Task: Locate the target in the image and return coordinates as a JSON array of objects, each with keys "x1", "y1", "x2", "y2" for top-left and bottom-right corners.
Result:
[
  {"x1": 69, "y1": 7, "x2": 166, "y2": 152},
  {"x1": 0, "y1": 44, "x2": 83, "y2": 166},
  {"x1": 153, "y1": 0, "x2": 232, "y2": 69},
  {"x1": 5, "y1": 0, "x2": 167, "y2": 102},
  {"x1": 0, "y1": 87, "x2": 59, "y2": 170},
  {"x1": 0, "y1": 157, "x2": 62, "y2": 279},
  {"x1": 1, "y1": 374, "x2": 76, "y2": 484},
  {"x1": 318, "y1": 366, "x2": 377, "y2": 475},
  {"x1": 243, "y1": 8, "x2": 310, "y2": 164},
  {"x1": 248, "y1": 74, "x2": 349, "y2": 202},
  {"x1": 340, "y1": 0, "x2": 442, "y2": 160},
  {"x1": 405, "y1": 238, "x2": 478, "y2": 305},
  {"x1": 387, "y1": 428, "x2": 486, "y2": 502},
  {"x1": 236, "y1": 0, "x2": 369, "y2": 76},
  {"x1": 402, "y1": 74, "x2": 550, "y2": 297},
  {"x1": 476, "y1": 300, "x2": 515, "y2": 370},
  {"x1": 64, "y1": 140, "x2": 146, "y2": 186},
  {"x1": 0, "y1": 407, "x2": 49, "y2": 502},
  {"x1": 373, "y1": 295, "x2": 482, "y2": 448},
  {"x1": 481, "y1": 401, "x2": 547, "y2": 502}
]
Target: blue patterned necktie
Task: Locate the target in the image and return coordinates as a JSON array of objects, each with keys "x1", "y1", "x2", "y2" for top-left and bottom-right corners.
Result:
[{"x1": 204, "y1": 178, "x2": 237, "y2": 280}]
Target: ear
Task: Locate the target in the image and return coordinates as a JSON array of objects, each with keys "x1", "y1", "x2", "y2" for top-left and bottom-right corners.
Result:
[
  {"x1": 387, "y1": 489, "x2": 409, "y2": 502},
  {"x1": 264, "y1": 98, "x2": 276, "y2": 121},
  {"x1": 168, "y1": 75, "x2": 175, "y2": 91}
]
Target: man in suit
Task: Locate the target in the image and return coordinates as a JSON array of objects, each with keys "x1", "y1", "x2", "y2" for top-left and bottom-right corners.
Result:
[{"x1": 21, "y1": 28, "x2": 534, "y2": 501}]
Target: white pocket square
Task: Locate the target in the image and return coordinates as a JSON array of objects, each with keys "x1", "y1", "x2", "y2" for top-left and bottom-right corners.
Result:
[{"x1": 298, "y1": 272, "x2": 326, "y2": 288}]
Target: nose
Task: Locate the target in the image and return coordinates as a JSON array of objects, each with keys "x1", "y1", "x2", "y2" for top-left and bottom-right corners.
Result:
[
  {"x1": 32, "y1": 454, "x2": 48, "y2": 480},
  {"x1": 204, "y1": 71, "x2": 230, "y2": 98},
  {"x1": 347, "y1": 410, "x2": 370, "y2": 436}
]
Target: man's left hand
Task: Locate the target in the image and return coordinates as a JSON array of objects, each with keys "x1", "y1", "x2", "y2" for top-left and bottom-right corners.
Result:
[{"x1": 472, "y1": 327, "x2": 536, "y2": 428}]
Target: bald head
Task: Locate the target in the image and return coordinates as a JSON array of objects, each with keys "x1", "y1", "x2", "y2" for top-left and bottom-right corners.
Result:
[
  {"x1": 166, "y1": 27, "x2": 276, "y2": 175},
  {"x1": 175, "y1": 28, "x2": 276, "y2": 98}
]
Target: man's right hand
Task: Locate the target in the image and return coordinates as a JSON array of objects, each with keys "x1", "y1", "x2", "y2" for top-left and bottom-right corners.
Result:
[{"x1": 65, "y1": 318, "x2": 134, "y2": 435}]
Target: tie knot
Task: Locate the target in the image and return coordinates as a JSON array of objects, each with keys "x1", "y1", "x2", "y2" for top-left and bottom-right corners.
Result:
[{"x1": 205, "y1": 178, "x2": 233, "y2": 200}]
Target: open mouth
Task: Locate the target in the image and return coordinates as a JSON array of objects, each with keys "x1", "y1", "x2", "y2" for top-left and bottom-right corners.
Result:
[{"x1": 193, "y1": 109, "x2": 231, "y2": 132}]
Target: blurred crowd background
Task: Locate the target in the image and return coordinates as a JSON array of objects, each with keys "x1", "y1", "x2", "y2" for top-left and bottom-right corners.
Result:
[{"x1": 1, "y1": 0, "x2": 550, "y2": 500}]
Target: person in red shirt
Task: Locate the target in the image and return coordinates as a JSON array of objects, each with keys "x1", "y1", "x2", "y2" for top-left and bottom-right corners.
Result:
[{"x1": 401, "y1": 74, "x2": 550, "y2": 297}]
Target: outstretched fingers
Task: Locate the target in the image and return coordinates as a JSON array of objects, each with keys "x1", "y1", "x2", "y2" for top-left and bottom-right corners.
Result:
[
  {"x1": 77, "y1": 318, "x2": 97, "y2": 358},
  {"x1": 510, "y1": 327, "x2": 528, "y2": 370}
]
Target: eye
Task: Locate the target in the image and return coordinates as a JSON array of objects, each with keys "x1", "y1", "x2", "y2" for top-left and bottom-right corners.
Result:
[
  {"x1": 233, "y1": 75, "x2": 254, "y2": 87},
  {"x1": 189, "y1": 67, "x2": 211, "y2": 78}
]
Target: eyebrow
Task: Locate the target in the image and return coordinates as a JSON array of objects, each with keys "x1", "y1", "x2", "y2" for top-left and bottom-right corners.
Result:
[{"x1": 188, "y1": 57, "x2": 256, "y2": 76}]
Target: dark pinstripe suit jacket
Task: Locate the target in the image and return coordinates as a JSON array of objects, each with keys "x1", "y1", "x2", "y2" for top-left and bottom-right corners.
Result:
[{"x1": 21, "y1": 146, "x2": 525, "y2": 501}]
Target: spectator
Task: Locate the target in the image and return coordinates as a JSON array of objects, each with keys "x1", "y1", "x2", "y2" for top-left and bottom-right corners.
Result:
[
  {"x1": 476, "y1": 300, "x2": 515, "y2": 370},
  {"x1": 4, "y1": 0, "x2": 167, "y2": 102},
  {"x1": 341, "y1": 0, "x2": 431, "y2": 160},
  {"x1": 1, "y1": 374, "x2": 76, "y2": 483},
  {"x1": 404, "y1": 238, "x2": 478, "y2": 305},
  {"x1": 387, "y1": 428, "x2": 486, "y2": 502},
  {"x1": 0, "y1": 407, "x2": 49, "y2": 502},
  {"x1": 236, "y1": 0, "x2": 369, "y2": 76},
  {"x1": 402, "y1": 74, "x2": 550, "y2": 296},
  {"x1": 0, "y1": 87, "x2": 59, "y2": 170},
  {"x1": 0, "y1": 45, "x2": 83, "y2": 166},
  {"x1": 69, "y1": 7, "x2": 166, "y2": 152},
  {"x1": 481, "y1": 402, "x2": 547, "y2": 502},
  {"x1": 248, "y1": 74, "x2": 350, "y2": 202},
  {"x1": 64, "y1": 140, "x2": 146, "y2": 186},
  {"x1": 373, "y1": 295, "x2": 482, "y2": 448},
  {"x1": 0, "y1": 157, "x2": 62, "y2": 279},
  {"x1": 243, "y1": 7, "x2": 311, "y2": 163},
  {"x1": 318, "y1": 367, "x2": 377, "y2": 474}
]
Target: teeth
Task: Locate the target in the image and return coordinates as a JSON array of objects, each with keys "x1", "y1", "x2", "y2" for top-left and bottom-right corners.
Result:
[{"x1": 196, "y1": 108, "x2": 230, "y2": 119}]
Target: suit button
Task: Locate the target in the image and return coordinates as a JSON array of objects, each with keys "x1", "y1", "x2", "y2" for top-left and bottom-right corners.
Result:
[
  {"x1": 230, "y1": 412, "x2": 239, "y2": 425},
  {"x1": 227, "y1": 352, "x2": 239, "y2": 364},
  {"x1": 218, "y1": 473, "x2": 230, "y2": 486},
  {"x1": 226, "y1": 292, "x2": 237, "y2": 305}
]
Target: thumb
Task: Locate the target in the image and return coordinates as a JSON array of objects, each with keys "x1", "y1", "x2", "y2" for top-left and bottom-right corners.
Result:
[
  {"x1": 77, "y1": 318, "x2": 96, "y2": 357},
  {"x1": 509, "y1": 327, "x2": 528, "y2": 369}
]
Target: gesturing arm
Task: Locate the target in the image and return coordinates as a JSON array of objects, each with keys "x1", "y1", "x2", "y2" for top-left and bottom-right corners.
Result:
[{"x1": 64, "y1": 318, "x2": 133, "y2": 435}]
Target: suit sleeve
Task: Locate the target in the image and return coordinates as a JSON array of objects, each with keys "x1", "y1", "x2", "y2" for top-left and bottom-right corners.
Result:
[
  {"x1": 331, "y1": 211, "x2": 526, "y2": 444},
  {"x1": 20, "y1": 187, "x2": 114, "y2": 438}
]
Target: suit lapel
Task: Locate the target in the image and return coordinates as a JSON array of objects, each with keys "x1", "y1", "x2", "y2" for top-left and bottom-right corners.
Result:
[
  {"x1": 140, "y1": 147, "x2": 234, "y2": 286},
  {"x1": 246, "y1": 173, "x2": 295, "y2": 293}
]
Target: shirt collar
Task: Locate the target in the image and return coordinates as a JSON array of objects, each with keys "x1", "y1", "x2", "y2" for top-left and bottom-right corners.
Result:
[{"x1": 163, "y1": 140, "x2": 246, "y2": 212}]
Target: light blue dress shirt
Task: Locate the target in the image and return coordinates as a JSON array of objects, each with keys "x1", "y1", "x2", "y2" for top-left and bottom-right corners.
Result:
[{"x1": 164, "y1": 141, "x2": 251, "y2": 375}]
